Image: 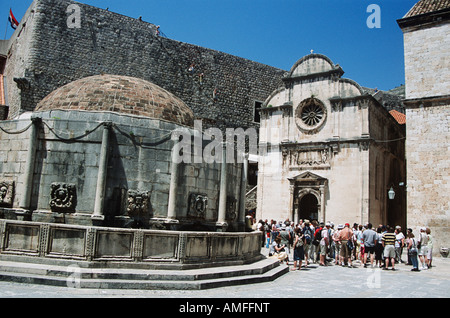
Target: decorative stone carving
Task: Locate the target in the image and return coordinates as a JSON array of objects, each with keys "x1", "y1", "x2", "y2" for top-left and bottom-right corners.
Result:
[
  {"x1": 50, "y1": 183, "x2": 77, "y2": 213},
  {"x1": 0, "y1": 181, "x2": 14, "y2": 208},
  {"x1": 226, "y1": 196, "x2": 237, "y2": 221},
  {"x1": 295, "y1": 97, "x2": 327, "y2": 134},
  {"x1": 188, "y1": 193, "x2": 208, "y2": 219},
  {"x1": 126, "y1": 190, "x2": 150, "y2": 218},
  {"x1": 295, "y1": 149, "x2": 328, "y2": 166},
  {"x1": 282, "y1": 146, "x2": 331, "y2": 168}
]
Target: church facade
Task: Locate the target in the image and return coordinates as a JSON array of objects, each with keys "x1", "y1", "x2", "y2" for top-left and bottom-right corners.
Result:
[{"x1": 257, "y1": 54, "x2": 406, "y2": 227}]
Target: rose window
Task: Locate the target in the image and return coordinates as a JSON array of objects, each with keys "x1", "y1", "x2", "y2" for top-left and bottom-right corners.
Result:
[{"x1": 295, "y1": 97, "x2": 327, "y2": 134}]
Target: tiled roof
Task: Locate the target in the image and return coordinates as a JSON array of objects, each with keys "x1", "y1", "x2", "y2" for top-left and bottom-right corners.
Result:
[
  {"x1": 35, "y1": 75, "x2": 194, "y2": 126},
  {"x1": 404, "y1": 0, "x2": 450, "y2": 18},
  {"x1": 389, "y1": 110, "x2": 406, "y2": 125}
]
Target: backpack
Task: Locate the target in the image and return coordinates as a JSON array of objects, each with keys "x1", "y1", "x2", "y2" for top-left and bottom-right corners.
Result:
[
  {"x1": 303, "y1": 228, "x2": 312, "y2": 244},
  {"x1": 314, "y1": 227, "x2": 323, "y2": 240},
  {"x1": 313, "y1": 227, "x2": 322, "y2": 246}
]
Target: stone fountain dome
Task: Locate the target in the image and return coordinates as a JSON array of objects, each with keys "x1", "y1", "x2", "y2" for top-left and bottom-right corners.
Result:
[{"x1": 35, "y1": 74, "x2": 194, "y2": 127}]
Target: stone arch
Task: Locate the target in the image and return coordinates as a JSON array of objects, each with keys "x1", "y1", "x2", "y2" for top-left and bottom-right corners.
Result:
[{"x1": 297, "y1": 188, "x2": 321, "y2": 222}]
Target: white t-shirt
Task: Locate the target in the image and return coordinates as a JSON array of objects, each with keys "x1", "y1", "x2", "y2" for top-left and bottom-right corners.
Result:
[
  {"x1": 320, "y1": 228, "x2": 329, "y2": 246},
  {"x1": 395, "y1": 232, "x2": 405, "y2": 248}
]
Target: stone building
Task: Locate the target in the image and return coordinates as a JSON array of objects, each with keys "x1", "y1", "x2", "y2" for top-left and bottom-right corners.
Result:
[
  {"x1": 398, "y1": 0, "x2": 450, "y2": 255},
  {"x1": 256, "y1": 54, "x2": 406, "y2": 227}
]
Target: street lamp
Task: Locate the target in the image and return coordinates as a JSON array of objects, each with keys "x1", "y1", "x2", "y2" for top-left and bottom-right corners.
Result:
[{"x1": 388, "y1": 187, "x2": 395, "y2": 200}]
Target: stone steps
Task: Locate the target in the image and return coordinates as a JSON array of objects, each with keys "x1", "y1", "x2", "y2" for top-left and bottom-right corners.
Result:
[{"x1": 0, "y1": 257, "x2": 288, "y2": 290}]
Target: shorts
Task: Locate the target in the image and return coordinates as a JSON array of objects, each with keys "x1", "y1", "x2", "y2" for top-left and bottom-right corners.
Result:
[
  {"x1": 320, "y1": 244, "x2": 327, "y2": 256},
  {"x1": 427, "y1": 247, "x2": 433, "y2": 259},
  {"x1": 335, "y1": 243, "x2": 341, "y2": 256},
  {"x1": 340, "y1": 240, "x2": 350, "y2": 258},
  {"x1": 384, "y1": 245, "x2": 395, "y2": 258},
  {"x1": 365, "y1": 245, "x2": 375, "y2": 254},
  {"x1": 356, "y1": 241, "x2": 361, "y2": 254},
  {"x1": 418, "y1": 245, "x2": 428, "y2": 256},
  {"x1": 375, "y1": 243, "x2": 383, "y2": 260},
  {"x1": 304, "y1": 243, "x2": 313, "y2": 255}
]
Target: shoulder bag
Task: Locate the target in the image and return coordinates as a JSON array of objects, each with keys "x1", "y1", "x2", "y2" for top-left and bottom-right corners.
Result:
[{"x1": 346, "y1": 230, "x2": 354, "y2": 251}]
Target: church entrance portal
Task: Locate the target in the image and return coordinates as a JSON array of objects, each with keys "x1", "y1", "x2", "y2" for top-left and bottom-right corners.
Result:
[
  {"x1": 299, "y1": 193, "x2": 318, "y2": 221},
  {"x1": 289, "y1": 171, "x2": 327, "y2": 223}
]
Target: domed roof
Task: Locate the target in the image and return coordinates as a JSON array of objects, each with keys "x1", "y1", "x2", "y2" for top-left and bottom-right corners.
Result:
[{"x1": 35, "y1": 74, "x2": 194, "y2": 126}]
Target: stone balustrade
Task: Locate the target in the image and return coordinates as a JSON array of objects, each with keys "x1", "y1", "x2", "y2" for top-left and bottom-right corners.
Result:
[{"x1": 0, "y1": 219, "x2": 263, "y2": 269}]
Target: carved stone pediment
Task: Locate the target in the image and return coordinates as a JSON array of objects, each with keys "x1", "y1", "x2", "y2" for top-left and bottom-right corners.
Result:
[
  {"x1": 50, "y1": 183, "x2": 77, "y2": 213},
  {"x1": 289, "y1": 171, "x2": 327, "y2": 183},
  {"x1": 0, "y1": 181, "x2": 14, "y2": 208}
]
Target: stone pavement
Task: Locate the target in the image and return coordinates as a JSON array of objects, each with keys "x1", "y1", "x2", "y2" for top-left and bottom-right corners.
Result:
[{"x1": 0, "y1": 248, "x2": 449, "y2": 298}]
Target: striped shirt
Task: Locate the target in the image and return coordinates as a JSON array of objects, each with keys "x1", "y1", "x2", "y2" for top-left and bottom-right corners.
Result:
[{"x1": 382, "y1": 232, "x2": 396, "y2": 245}]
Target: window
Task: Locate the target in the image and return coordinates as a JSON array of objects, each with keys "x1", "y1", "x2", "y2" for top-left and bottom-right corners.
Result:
[
  {"x1": 295, "y1": 97, "x2": 327, "y2": 134},
  {"x1": 253, "y1": 101, "x2": 262, "y2": 123}
]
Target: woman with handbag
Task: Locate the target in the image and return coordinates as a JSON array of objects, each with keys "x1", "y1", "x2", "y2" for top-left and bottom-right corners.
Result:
[{"x1": 407, "y1": 232, "x2": 420, "y2": 271}]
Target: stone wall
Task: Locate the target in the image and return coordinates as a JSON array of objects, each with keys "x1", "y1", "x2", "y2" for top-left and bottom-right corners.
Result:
[
  {"x1": 404, "y1": 100, "x2": 450, "y2": 254},
  {"x1": 4, "y1": 0, "x2": 286, "y2": 130},
  {"x1": 0, "y1": 110, "x2": 243, "y2": 230},
  {"x1": 399, "y1": 8, "x2": 450, "y2": 255},
  {"x1": 0, "y1": 117, "x2": 33, "y2": 208},
  {"x1": 2, "y1": 2, "x2": 39, "y2": 117},
  {"x1": 402, "y1": 22, "x2": 450, "y2": 99}
]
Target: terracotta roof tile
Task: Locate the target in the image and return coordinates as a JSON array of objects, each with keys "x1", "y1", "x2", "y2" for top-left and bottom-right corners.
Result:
[
  {"x1": 404, "y1": 0, "x2": 450, "y2": 18},
  {"x1": 389, "y1": 110, "x2": 406, "y2": 125}
]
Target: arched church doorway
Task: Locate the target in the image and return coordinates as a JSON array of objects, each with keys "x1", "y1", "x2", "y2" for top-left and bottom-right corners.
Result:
[{"x1": 299, "y1": 193, "x2": 319, "y2": 221}]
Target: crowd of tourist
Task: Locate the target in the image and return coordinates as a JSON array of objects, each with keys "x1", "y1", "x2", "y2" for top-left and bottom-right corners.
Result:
[{"x1": 256, "y1": 219, "x2": 433, "y2": 272}]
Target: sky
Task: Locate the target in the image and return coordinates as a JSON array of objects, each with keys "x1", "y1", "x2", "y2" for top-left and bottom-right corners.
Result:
[{"x1": 2, "y1": 0, "x2": 418, "y2": 91}]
